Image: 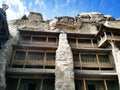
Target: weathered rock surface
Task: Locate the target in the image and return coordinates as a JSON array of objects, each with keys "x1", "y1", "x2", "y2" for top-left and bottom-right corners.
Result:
[
  {"x1": 0, "y1": 18, "x2": 19, "y2": 90},
  {"x1": 6, "y1": 12, "x2": 120, "y2": 34},
  {"x1": 55, "y1": 32, "x2": 75, "y2": 90},
  {"x1": 104, "y1": 21, "x2": 120, "y2": 28},
  {"x1": 110, "y1": 42, "x2": 120, "y2": 89},
  {"x1": 27, "y1": 12, "x2": 43, "y2": 21},
  {"x1": 104, "y1": 15, "x2": 115, "y2": 21},
  {"x1": 0, "y1": 11, "x2": 120, "y2": 90},
  {"x1": 77, "y1": 12, "x2": 115, "y2": 22}
]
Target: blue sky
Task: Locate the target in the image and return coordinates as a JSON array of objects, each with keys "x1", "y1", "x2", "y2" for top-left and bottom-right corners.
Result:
[{"x1": 0, "y1": 0, "x2": 120, "y2": 20}]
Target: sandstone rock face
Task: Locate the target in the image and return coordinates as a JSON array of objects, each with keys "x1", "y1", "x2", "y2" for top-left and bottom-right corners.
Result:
[
  {"x1": 27, "y1": 12, "x2": 43, "y2": 21},
  {"x1": 0, "y1": 20, "x2": 19, "y2": 90},
  {"x1": 104, "y1": 15, "x2": 115, "y2": 21},
  {"x1": 110, "y1": 42, "x2": 120, "y2": 89},
  {"x1": 104, "y1": 21, "x2": 120, "y2": 28},
  {"x1": 77, "y1": 12, "x2": 105, "y2": 22},
  {"x1": 8, "y1": 12, "x2": 120, "y2": 34},
  {"x1": 0, "y1": 11, "x2": 120, "y2": 90},
  {"x1": 55, "y1": 33, "x2": 75, "y2": 90},
  {"x1": 77, "y1": 12, "x2": 116, "y2": 22}
]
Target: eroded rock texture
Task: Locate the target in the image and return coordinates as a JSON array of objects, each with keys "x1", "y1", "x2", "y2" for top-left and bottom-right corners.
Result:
[
  {"x1": 0, "y1": 16, "x2": 19, "y2": 90},
  {"x1": 55, "y1": 33, "x2": 75, "y2": 90},
  {"x1": 0, "y1": 11, "x2": 120, "y2": 90},
  {"x1": 110, "y1": 42, "x2": 120, "y2": 89}
]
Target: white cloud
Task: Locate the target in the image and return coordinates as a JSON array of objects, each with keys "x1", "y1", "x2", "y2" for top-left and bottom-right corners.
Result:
[
  {"x1": 35, "y1": 0, "x2": 46, "y2": 10},
  {"x1": 0, "y1": 0, "x2": 28, "y2": 20}
]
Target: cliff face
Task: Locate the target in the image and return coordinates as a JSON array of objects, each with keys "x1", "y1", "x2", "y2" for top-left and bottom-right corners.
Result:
[
  {"x1": 8, "y1": 12, "x2": 120, "y2": 34},
  {"x1": 0, "y1": 11, "x2": 120, "y2": 90}
]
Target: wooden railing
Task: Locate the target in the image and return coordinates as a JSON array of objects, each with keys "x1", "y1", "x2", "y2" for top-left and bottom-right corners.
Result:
[
  {"x1": 20, "y1": 41, "x2": 58, "y2": 46},
  {"x1": 12, "y1": 60, "x2": 55, "y2": 67},
  {"x1": 74, "y1": 61, "x2": 113, "y2": 69},
  {"x1": 12, "y1": 59, "x2": 113, "y2": 69},
  {"x1": 98, "y1": 34, "x2": 120, "y2": 47}
]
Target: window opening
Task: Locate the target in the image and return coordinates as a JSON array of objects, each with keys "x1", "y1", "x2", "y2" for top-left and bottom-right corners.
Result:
[
  {"x1": 99, "y1": 55, "x2": 109, "y2": 63},
  {"x1": 73, "y1": 53, "x2": 79, "y2": 61},
  {"x1": 27, "y1": 52, "x2": 44, "y2": 60},
  {"x1": 88, "y1": 84, "x2": 96, "y2": 90},
  {"x1": 22, "y1": 35, "x2": 31, "y2": 41},
  {"x1": 46, "y1": 52, "x2": 55, "y2": 61},
  {"x1": 14, "y1": 51, "x2": 26, "y2": 60},
  {"x1": 48, "y1": 37, "x2": 56, "y2": 43},
  {"x1": 81, "y1": 54, "x2": 96, "y2": 63},
  {"x1": 32, "y1": 36, "x2": 46, "y2": 42},
  {"x1": 28, "y1": 83, "x2": 36, "y2": 90}
]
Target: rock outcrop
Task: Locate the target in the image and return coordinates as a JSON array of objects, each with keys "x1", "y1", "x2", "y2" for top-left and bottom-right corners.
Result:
[
  {"x1": 4, "y1": 12, "x2": 119, "y2": 35},
  {"x1": 0, "y1": 19, "x2": 19, "y2": 90},
  {"x1": 21, "y1": 12, "x2": 43, "y2": 21},
  {"x1": 0, "y1": 10, "x2": 120, "y2": 90},
  {"x1": 55, "y1": 32, "x2": 75, "y2": 90},
  {"x1": 77, "y1": 12, "x2": 115, "y2": 22}
]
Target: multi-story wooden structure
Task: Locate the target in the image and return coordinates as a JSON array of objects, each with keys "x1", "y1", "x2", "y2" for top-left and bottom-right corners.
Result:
[{"x1": 6, "y1": 24, "x2": 120, "y2": 90}]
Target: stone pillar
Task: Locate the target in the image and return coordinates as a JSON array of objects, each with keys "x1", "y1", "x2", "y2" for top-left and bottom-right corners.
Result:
[
  {"x1": 110, "y1": 42, "x2": 120, "y2": 89},
  {"x1": 55, "y1": 32, "x2": 75, "y2": 90}
]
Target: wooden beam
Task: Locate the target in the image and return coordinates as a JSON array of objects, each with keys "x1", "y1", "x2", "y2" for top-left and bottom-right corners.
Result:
[
  {"x1": 6, "y1": 68, "x2": 55, "y2": 74},
  {"x1": 75, "y1": 70, "x2": 117, "y2": 75}
]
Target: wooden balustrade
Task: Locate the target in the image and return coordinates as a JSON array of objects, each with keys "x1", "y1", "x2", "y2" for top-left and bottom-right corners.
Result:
[
  {"x1": 74, "y1": 61, "x2": 113, "y2": 69},
  {"x1": 98, "y1": 33, "x2": 120, "y2": 47},
  {"x1": 12, "y1": 60, "x2": 55, "y2": 67},
  {"x1": 20, "y1": 35, "x2": 58, "y2": 47}
]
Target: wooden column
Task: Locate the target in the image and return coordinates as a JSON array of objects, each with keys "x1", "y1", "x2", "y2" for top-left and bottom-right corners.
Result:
[
  {"x1": 83, "y1": 79, "x2": 86, "y2": 90},
  {"x1": 91, "y1": 39, "x2": 93, "y2": 47},
  {"x1": 76, "y1": 38, "x2": 78, "y2": 48},
  {"x1": 43, "y1": 52, "x2": 46, "y2": 69},
  {"x1": 96, "y1": 54, "x2": 100, "y2": 70},
  {"x1": 16, "y1": 78, "x2": 21, "y2": 90},
  {"x1": 23, "y1": 49, "x2": 28, "y2": 68},
  {"x1": 40, "y1": 79, "x2": 43, "y2": 90},
  {"x1": 104, "y1": 79, "x2": 108, "y2": 90},
  {"x1": 79, "y1": 53, "x2": 82, "y2": 69},
  {"x1": 10, "y1": 50, "x2": 16, "y2": 67}
]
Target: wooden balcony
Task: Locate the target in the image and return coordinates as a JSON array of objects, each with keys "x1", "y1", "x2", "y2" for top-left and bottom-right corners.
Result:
[
  {"x1": 98, "y1": 34, "x2": 120, "y2": 47},
  {"x1": 45, "y1": 60, "x2": 55, "y2": 66},
  {"x1": 74, "y1": 61, "x2": 114, "y2": 69},
  {"x1": 78, "y1": 44, "x2": 91, "y2": 47},
  {"x1": 20, "y1": 41, "x2": 58, "y2": 47},
  {"x1": 12, "y1": 60, "x2": 55, "y2": 67}
]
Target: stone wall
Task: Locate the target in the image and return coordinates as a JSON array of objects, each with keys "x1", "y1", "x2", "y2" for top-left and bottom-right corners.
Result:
[
  {"x1": 55, "y1": 32, "x2": 75, "y2": 90},
  {"x1": 0, "y1": 20, "x2": 19, "y2": 90},
  {"x1": 0, "y1": 11, "x2": 120, "y2": 90},
  {"x1": 110, "y1": 42, "x2": 120, "y2": 89}
]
